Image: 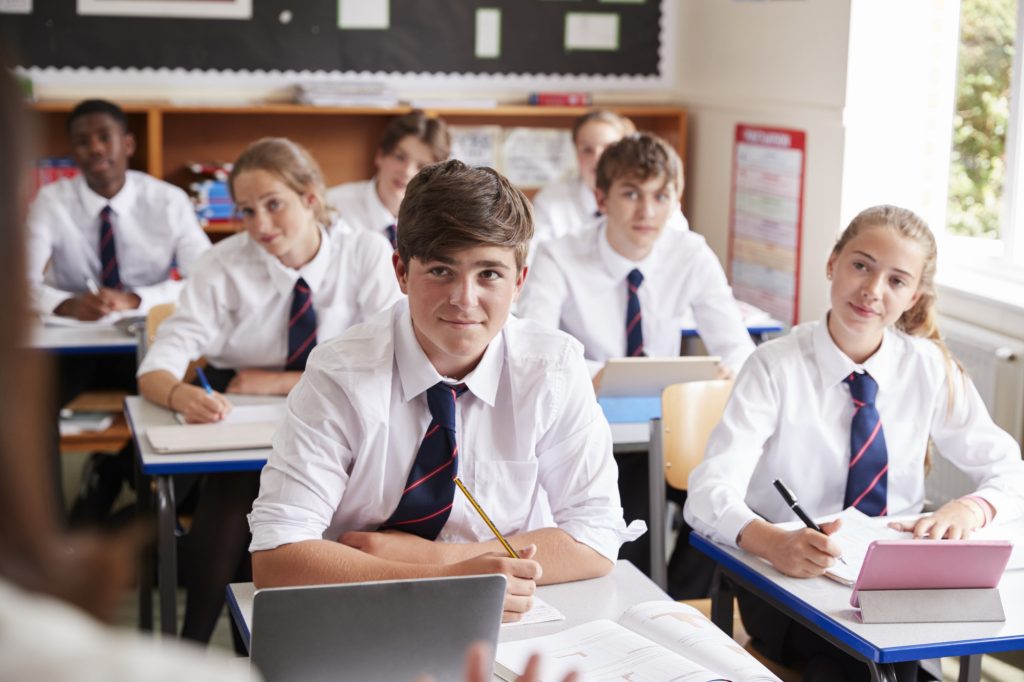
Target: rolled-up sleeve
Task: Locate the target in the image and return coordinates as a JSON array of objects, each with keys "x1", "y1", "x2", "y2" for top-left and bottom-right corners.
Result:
[
  {"x1": 248, "y1": 356, "x2": 357, "y2": 551},
  {"x1": 535, "y1": 351, "x2": 645, "y2": 561}
]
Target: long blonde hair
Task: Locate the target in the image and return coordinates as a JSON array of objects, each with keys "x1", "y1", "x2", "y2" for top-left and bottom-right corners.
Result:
[
  {"x1": 229, "y1": 137, "x2": 334, "y2": 228},
  {"x1": 832, "y1": 205, "x2": 964, "y2": 408}
]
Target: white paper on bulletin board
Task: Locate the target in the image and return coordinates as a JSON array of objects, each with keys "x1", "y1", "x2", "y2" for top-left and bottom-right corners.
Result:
[
  {"x1": 450, "y1": 125, "x2": 503, "y2": 170},
  {"x1": 728, "y1": 124, "x2": 806, "y2": 326},
  {"x1": 500, "y1": 128, "x2": 576, "y2": 188}
]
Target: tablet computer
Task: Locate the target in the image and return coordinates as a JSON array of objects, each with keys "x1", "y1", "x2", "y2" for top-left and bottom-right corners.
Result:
[
  {"x1": 850, "y1": 539, "x2": 1012, "y2": 608},
  {"x1": 597, "y1": 356, "x2": 721, "y2": 398}
]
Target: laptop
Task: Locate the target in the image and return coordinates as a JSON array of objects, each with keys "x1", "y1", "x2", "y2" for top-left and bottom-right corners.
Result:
[
  {"x1": 597, "y1": 356, "x2": 721, "y2": 398},
  {"x1": 249, "y1": 574, "x2": 507, "y2": 682}
]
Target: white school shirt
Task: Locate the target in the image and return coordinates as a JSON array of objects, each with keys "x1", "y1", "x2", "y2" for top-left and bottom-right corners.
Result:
[
  {"x1": 248, "y1": 299, "x2": 644, "y2": 561},
  {"x1": 26, "y1": 171, "x2": 211, "y2": 315},
  {"x1": 531, "y1": 177, "x2": 690, "y2": 244},
  {"x1": 684, "y1": 318, "x2": 1024, "y2": 549},
  {"x1": 0, "y1": 576, "x2": 255, "y2": 682},
  {"x1": 325, "y1": 178, "x2": 395, "y2": 245},
  {"x1": 517, "y1": 221, "x2": 755, "y2": 376},
  {"x1": 137, "y1": 220, "x2": 400, "y2": 378}
]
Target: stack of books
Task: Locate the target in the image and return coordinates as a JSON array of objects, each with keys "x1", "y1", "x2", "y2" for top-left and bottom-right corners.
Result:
[
  {"x1": 294, "y1": 81, "x2": 399, "y2": 108},
  {"x1": 187, "y1": 161, "x2": 235, "y2": 229},
  {"x1": 32, "y1": 156, "x2": 79, "y2": 196}
]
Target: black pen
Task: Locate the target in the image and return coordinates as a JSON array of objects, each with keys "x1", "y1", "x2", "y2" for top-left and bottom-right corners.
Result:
[{"x1": 772, "y1": 478, "x2": 847, "y2": 565}]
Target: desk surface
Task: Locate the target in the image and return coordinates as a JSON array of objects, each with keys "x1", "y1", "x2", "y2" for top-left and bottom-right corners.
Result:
[
  {"x1": 125, "y1": 395, "x2": 283, "y2": 475},
  {"x1": 691, "y1": 533, "x2": 1024, "y2": 664},
  {"x1": 28, "y1": 320, "x2": 137, "y2": 354},
  {"x1": 227, "y1": 560, "x2": 670, "y2": 651}
]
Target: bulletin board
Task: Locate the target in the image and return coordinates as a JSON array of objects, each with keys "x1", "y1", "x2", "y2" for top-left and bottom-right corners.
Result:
[
  {"x1": 728, "y1": 124, "x2": 806, "y2": 326},
  {"x1": 0, "y1": 0, "x2": 669, "y2": 85}
]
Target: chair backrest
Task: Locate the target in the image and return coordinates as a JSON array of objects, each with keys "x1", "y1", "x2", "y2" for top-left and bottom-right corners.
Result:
[
  {"x1": 661, "y1": 379, "x2": 734, "y2": 490},
  {"x1": 135, "y1": 303, "x2": 176, "y2": 364}
]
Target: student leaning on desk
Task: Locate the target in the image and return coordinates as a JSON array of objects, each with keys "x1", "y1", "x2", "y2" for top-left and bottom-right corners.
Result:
[
  {"x1": 685, "y1": 205, "x2": 1024, "y2": 682},
  {"x1": 248, "y1": 159, "x2": 644, "y2": 622},
  {"x1": 136, "y1": 137, "x2": 401, "y2": 646}
]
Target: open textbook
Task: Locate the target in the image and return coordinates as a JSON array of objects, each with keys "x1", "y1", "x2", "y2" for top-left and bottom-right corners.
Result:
[
  {"x1": 495, "y1": 600, "x2": 780, "y2": 682},
  {"x1": 780, "y1": 507, "x2": 1024, "y2": 586}
]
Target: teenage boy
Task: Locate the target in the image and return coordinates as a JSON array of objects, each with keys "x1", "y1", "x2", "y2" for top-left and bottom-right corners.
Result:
[
  {"x1": 517, "y1": 133, "x2": 755, "y2": 594},
  {"x1": 249, "y1": 160, "x2": 642, "y2": 620},
  {"x1": 326, "y1": 110, "x2": 450, "y2": 249},
  {"x1": 27, "y1": 99, "x2": 210, "y2": 321},
  {"x1": 26, "y1": 99, "x2": 210, "y2": 522}
]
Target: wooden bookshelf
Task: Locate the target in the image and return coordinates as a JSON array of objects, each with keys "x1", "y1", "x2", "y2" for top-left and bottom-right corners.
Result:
[{"x1": 30, "y1": 102, "x2": 688, "y2": 238}]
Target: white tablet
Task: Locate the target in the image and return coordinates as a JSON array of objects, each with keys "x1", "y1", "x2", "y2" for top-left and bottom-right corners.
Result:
[{"x1": 598, "y1": 356, "x2": 721, "y2": 398}]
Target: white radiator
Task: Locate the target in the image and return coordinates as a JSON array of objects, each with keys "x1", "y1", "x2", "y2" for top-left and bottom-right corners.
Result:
[{"x1": 925, "y1": 316, "x2": 1024, "y2": 506}]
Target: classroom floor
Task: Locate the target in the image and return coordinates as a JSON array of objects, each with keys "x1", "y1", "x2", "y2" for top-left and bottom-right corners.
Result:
[{"x1": 60, "y1": 452, "x2": 1024, "y2": 678}]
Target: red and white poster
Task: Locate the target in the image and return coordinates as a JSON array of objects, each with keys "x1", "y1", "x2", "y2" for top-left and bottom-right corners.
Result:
[{"x1": 728, "y1": 124, "x2": 806, "y2": 326}]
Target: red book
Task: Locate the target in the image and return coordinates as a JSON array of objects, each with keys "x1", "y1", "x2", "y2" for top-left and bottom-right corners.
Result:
[{"x1": 529, "y1": 92, "x2": 593, "y2": 107}]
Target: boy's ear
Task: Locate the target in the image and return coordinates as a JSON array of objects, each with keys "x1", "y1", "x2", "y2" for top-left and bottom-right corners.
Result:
[
  {"x1": 595, "y1": 188, "x2": 608, "y2": 214},
  {"x1": 123, "y1": 132, "x2": 136, "y2": 159},
  {"x1": 392, "y1": 251, "x2": 410, "y2": 294}
]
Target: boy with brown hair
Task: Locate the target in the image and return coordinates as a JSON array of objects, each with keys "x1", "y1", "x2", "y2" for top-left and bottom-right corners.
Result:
[
  {"x1": 249, "y1": 160, "x2": 641, "y2": 620},
  {"x1": 326, "y1": 109, "x2": 450, "y2": 249}
]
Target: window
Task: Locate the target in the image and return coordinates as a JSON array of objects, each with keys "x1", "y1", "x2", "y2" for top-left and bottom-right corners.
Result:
[{"x1": 945, "y1": 0, "x2": 1022, "y2": 265}]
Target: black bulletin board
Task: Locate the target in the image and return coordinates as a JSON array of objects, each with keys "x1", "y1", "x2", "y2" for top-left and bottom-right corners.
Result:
[{"x1": 0, "y1": 0, "x2": 664, "y2": 78}]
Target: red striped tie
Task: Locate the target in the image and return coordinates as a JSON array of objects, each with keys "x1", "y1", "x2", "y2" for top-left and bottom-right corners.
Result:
[
  {"x1": 844, "y1": 371, "x2": 888, "y2": 516},
  {"x1": 285, "y1": 277, "x2": 317, "y2": 371},
  {"x1": 98, "y1": 205, "x2": 122, "y2": 290}
]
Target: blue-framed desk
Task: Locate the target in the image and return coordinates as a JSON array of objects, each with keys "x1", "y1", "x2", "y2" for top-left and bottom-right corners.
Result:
[
  {"x1": 690, "y1": 532, "x2": 1024, "y2": 682},
  {"x1": 124, "y1": 394, "x2": 281, "y2": 635},
  {"x1": 226, "y1": 560, "x2": 670, "y2": 655},
  {"x1": 28, "y1": 319, "x2": 139, "y2": 355}
]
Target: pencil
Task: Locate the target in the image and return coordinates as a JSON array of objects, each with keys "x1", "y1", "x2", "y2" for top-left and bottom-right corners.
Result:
[{"x1": 454, "y1": 477, "x2": 520, "y2": 559}]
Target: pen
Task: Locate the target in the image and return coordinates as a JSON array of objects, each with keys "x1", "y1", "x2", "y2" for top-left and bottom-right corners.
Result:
[
  {"x1": 772, "y1": 478, "x2": 848, "y2": 565},
  {"x1": 454, "y1": 477, "x2": 520, "y2": 559},
  {"x1": 85, "y1": 277, "x2": 101, "y2": 295},
  {"x1": 195, "y1": 366, "x2": 214, "y2": 395}
]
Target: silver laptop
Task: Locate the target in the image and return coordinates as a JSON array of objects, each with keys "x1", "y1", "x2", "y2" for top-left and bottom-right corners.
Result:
[{"x1": 249, "y1": 574, "x2": 506, "y2": 682}]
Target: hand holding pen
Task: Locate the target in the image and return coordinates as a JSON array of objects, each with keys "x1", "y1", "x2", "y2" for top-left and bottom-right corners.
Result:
[
  {"x1": 773, "y1": 478, "x2": 848, "y2": 566},
  {"x1": 173, "y1": 366, "x2": 231, "y2": 424}
]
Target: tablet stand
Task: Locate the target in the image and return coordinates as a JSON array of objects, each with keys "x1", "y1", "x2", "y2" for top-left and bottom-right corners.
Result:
[{"x1": 858, "y1": 588, "x2": 1005, "y2": 624}]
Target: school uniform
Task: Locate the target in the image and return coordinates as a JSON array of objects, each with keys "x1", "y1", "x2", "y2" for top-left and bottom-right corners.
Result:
[
  {"x1": 26, "y1": 170, "x2": 211, "y2": 315},
  {"x1": 249, "y1": 298, "x2": 643, "y2": 559},
  {"x1": 531, "y1": 177, "x2": 690, "y2": 244},
  {"x1": 684, "y1": 318, "x2": 1024, "y2": 678},
  {"x1": 324, "y1": 178, "x2": 397, "y2": 248},
  {"x1": 138, "y1": 219, "x2": 401, "y2": 645},
  {"x1": 518, "y1": 220, "x2": 755, "y2": 377}
]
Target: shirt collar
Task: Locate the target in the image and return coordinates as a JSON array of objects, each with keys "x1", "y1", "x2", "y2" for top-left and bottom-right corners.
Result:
[
  {"x1": 394, "y1": 301, "x2": 503, "y2": 407},
  {"x1": 77, "y1": 171, "x2": 137, "y2": 218},
  {"x1": 812, "y1": 313, "x2": 895, "y2": 392},
  {"x1": 366, "y1": 177, "x2": 398, "y2": 228},
  {"x1": 596, "y1": 221, "x2": 659, "y2": 281},
  {"x1": 260, "y1": 225, "x2": 332, "y2": 296}
]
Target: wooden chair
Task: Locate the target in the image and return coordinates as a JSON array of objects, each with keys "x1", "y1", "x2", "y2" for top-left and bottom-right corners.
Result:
[{"x1": 140, "y1": 302, "x2": 176, "y2": 359}]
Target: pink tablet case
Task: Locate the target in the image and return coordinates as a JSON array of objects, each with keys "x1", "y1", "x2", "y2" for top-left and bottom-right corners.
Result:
[{"x1": 850, "y1": 539, "x2": 1013, "y2": 607}]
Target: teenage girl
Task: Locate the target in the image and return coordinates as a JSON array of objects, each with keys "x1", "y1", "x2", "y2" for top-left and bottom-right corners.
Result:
[
  {"x1": 137, "y1": 137, "x2": 401, "y2": 644},
  {"x1": 685, "y1": 205, "x2": 1024, "y2": 681}
]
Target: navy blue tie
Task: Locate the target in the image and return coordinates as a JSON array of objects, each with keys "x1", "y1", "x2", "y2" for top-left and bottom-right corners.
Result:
[
  {"x1": 285, "y1": 277, "x2": 317, "y2": 371},
  {"x1": 385, "y1": 223, "x2": 397, "y2": 250},
  {"x1": 844, "y1": 371, "x2": 888, "y2": 516},
  {"x1": 98, "y1": 206, "x2": 122, "y2": 290},
  {"x1": 381, "y1": 382, "x2": 467, "y2": 539},
  {"x1": 626, "y1": 268, "x2": 645, "y2": 357}
]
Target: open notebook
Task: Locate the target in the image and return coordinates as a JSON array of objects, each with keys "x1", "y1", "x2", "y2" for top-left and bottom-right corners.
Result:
[
  {"x1": 148, "y1": 403, "x2": 286, "y2": 454},
  {"x1": 496, "y1": 600, "x2": 780, "y2": 682}
]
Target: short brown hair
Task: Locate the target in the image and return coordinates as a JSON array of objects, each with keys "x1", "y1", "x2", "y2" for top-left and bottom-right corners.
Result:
[
  {"x1": 229, "y1": 137, "x2": 333, "y2": 227},
  {"x1": 571, "y1": 109, "x2": 634, "y2": 144},
  {"x1": 595, "y1": 133, "x2": 684, "y2": 195},
  {"x1": 379, "y1": 110, "x2": 451, "y2": 163},
  {"x1": 397, "y1": 160, "x2": 533, "y2": 270}
]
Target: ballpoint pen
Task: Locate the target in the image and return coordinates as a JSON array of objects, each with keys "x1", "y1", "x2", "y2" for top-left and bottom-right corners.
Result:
[
  {"x1": 773, "y1": 478, "x2": 848, "y2": 565},
  {"x1": 85, "y1": 277, "x2": 101, "y2": 295},
  {"x1": 454, "y1": 477, "x2": 519, "y2": 559},
  {"x1": 195, "y1": 366, "x2": 214, "y2": 395}
]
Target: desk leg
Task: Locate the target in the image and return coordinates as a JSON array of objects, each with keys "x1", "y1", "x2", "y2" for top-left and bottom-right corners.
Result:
[
  {"x1": 958, "y1": 654, "x2": 982, "y2": 682},
  {"x1": 709, "y1": 567, "x2": 735, "y2": 638},
  {"x1": 135, "y1": 449, "x2": 153, "y2": 631},
  {"x1": 648, "y1": 418, "x2": 667, "y2": 590},
  {"x1": 866, "y1": 662, "x2": 899, "y2": 682},
  {"x1": 156, "y1": 475, "x2": 178, "y2": 635}
]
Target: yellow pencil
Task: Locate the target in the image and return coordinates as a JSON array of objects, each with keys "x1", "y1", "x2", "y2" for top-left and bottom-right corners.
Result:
[{"x1": 454, "y1": 477, "x2": 520, "y2": 559}]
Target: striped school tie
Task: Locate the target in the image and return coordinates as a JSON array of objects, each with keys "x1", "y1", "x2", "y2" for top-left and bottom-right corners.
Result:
[
  {"x1": 385, "y1": 223, "x2": 397, "y2": 250},
  {"x1": 381, "y1": 382, "x2": 467, "y2": 540},
  {"x1": 98, "y1": 205, "x2": 122, "y2": 289},
  {"x1": 844, "y1": 371, "x2": 888, "y2": 516},
  {"x1": 626, "y1": 268, "x2": 645, "y2": 357},
  {"x1": 285, "y1": 277, "x2": 317, "y2": 371}
]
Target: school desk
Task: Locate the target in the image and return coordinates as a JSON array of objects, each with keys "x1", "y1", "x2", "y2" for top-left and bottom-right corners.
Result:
[
  {"x1": 28, "y1": 318, "x2": 138, "y2": 355},
  {"x1": 226, "y1": 560, "x2": 671, "y2": 654},
  {"x1": 690, "y1": 531, "x2": 1024, "y2": 682},
  {"x1": 124, "y1": 394, "x2": 281, "y2": 635}
]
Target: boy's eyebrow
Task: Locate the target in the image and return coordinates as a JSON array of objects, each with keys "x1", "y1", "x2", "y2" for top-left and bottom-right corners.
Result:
[{"x1": 422, "y1": 255, "x2": 511, "y2": 270}]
